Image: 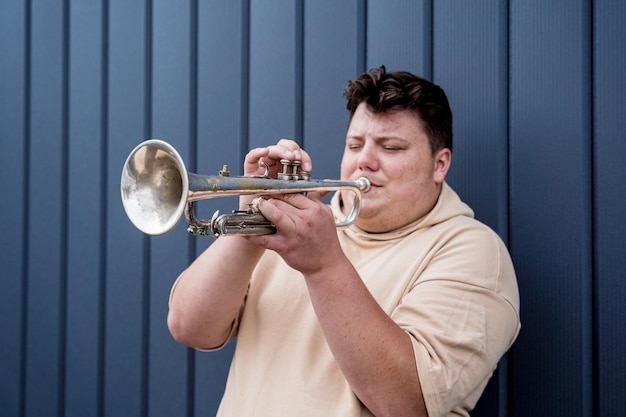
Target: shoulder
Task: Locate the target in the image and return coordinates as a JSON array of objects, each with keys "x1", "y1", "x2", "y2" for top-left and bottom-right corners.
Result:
[{"x1": 418, "y1": 215, "x2": 518, "y2": 300}]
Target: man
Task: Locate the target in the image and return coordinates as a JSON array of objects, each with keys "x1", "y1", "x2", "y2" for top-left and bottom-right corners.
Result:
[{"x1": 167, "y1": 66, "x2": 520, "y2": 417}]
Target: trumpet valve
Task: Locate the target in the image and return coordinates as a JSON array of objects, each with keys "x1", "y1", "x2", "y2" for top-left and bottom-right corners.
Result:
[
  {"x1": 291, "y1": 160, "x2": 300, "y2": 176},
  {"x1": 219, "y1": 165, "x2": 231, "y2": 176},
  {"x1": 278, "y1": 159, "x2": 295, "y2": 180},
  {"x1": 277, "y1": 159, "x2": 309, "y2": 181}
]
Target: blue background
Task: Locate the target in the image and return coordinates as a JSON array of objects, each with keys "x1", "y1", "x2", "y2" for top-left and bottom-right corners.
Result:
[{"x1": 1, "y1": 1, "x2": 624, "y2": 416}]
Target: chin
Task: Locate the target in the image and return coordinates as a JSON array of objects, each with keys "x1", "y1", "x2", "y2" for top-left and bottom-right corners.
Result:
[
  {"x1": 355, "y1": 209, "x2": 380, "y2": 227},
  {"x1": 359, "y1": 200, "x2": 382, "y2": 217}
]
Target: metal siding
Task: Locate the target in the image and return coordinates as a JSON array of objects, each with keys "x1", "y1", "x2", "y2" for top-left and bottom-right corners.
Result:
[
  {"x1": 65, "y1": 0, "x2": 105, "y2": 415},
  {"x1": 148, "y1": 1, "x2": 194, "y2": 416},
  {"x1": 248, "y1": 0, "x2": 300, "y2": 149},
  {"x1": 434, "y1": 0, "x2": 509, "y2": 234},
  {"x1": 24, "y1": 1, "x2": 67, "y2": 415},
  {"x1": 193, "y1": 1, "x2": 248, "y2": 235},
  {"x1": 0, "y1": 1, "x2": 27, "y2": 416},
  {"x1": 594, "y1": 1, "x2": 626, "y2": 415},
  {"x1": 509, "y1": 1, "x2": 592, "y2": 416},
  {"x1": 366, "y1": 0, "x2": 432, "y2": 78},
  {"x1": 303, "y1": 1, "x2": 363, "y2": 180},
  {"x1": 104, "y1": 0, "x2": 150, "y2": 415}
]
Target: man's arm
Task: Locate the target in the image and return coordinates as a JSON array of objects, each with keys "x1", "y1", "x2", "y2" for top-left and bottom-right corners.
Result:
[
  {"x1": 167, "y1": 140, "x2": 313, "y2": 349},
  {"x1": 305, "y1": 258, "x2": 428, "y2": 416},
  {"x1": 167, "y1": 236, "x2": 264, "y2": 349},
  {"x1": 248, "y1": 194, "x2": 427, "y2": 416}
]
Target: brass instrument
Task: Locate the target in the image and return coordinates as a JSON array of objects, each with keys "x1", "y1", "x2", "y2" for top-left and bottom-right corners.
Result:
[{"x1": 120, "y1": 139, "x2": 370, "y2": 237}]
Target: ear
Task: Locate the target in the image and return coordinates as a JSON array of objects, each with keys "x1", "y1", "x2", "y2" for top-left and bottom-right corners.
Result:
[{"x1": 433, "y1": 148, "x2": 451, "y2": 184}]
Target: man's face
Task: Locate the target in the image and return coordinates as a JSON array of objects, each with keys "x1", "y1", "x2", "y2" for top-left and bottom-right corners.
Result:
[{"x1": 340, "y1": 102, "x2": 450, "y2": 233}]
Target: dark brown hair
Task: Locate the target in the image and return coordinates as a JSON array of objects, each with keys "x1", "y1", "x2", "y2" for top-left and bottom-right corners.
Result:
[{"x1": 344, "y1": 66, "x2": 453, "y2": 153}]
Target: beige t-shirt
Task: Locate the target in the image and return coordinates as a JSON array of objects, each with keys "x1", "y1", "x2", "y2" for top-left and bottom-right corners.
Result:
[{"x1": 206, "y1": 183, "x2": 520, "y2": 417}]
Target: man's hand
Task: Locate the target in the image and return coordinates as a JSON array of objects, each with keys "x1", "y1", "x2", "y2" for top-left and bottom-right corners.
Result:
[
  {"x1": 239, "y1": 139, "x2": 312, "y2": 210},
  {"x1": 243, "y1": 139, "x2": 312, "y2": 177},
  {"x1": 245, "y1": 191, "x2": 339, "y2": 275}
]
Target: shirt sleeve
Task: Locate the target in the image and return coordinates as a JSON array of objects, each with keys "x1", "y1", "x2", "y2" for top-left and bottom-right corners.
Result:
[{"x1": 391, "y1": 225, "x2": 520, "y2": 416}]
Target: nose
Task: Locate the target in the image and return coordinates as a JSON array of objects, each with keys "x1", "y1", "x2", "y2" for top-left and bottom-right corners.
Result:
[{"x1": 357, "y1": 142, "x2": 379, "y2": 172}]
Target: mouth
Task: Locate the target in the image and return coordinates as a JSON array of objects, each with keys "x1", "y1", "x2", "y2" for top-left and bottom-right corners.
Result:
[{"x1": 360, "y1": 177, "x2": 380, "y2": 188}]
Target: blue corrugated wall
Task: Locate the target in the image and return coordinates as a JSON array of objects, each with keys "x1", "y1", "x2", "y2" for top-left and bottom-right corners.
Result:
[{"x1": 1, "y1": 1, "x2": 624, "y2": 416}]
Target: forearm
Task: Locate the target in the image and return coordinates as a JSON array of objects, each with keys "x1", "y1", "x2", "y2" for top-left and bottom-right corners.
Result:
[
  {"x1": 167, "y1": 237, "x2": 265, "y2": 349},
  {"x1": 303, "y1": 259, "x2": 427, "y2": 417}
]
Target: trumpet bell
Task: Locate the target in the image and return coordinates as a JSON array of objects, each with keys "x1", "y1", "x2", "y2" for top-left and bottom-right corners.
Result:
[{"x1": 120, "y1": 139, "x2": 189, "y2": 235}]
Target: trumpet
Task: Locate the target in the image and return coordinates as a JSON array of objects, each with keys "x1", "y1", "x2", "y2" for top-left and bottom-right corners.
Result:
[{"x1": 120, "y1": 139, "x2": 370, "y2": 237}]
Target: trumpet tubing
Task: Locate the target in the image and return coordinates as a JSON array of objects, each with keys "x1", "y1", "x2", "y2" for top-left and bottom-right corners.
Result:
[{"x1": 120, "y1": 139, "x2": 370, "y2": 237}]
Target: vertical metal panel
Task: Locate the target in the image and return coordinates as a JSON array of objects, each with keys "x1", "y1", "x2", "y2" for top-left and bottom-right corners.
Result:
[
  {"x1": 303, "y1": 1, "x2": 363, "y2": 179},
  {"x1": 593, "y1": 1, "x2": 626, "y2": 415},
  {"x1": 366, "y1": 0, "x2": 432, "y2": 78},
  {"x1": 434, "y1": 0, "x2": 509, "y2": 234},
  {"x1": 0, "y1": 1, "x2": 27, "y2": 416},
  {"x1": 65, "y1": 0, "x2": 105, "y2": 416},
  {"x1": 104, "y1": 0, "x2": 150, "y2": 415},
  {"x1": 193, "y1": 2, "x2": 248, "y2": 413},
  {"x1": 193, "y1": 0, "x2": 248, "y2": 228},
  {"x1": 24, "y1": 1, "x2": 68, "y2": 415},
  {"x1": 509, "y1": 1, "x2": 592, "y2": 416},
  {"x1": 148, "y1": 1, "x2": 194, "y2": 416},
  {"x1": 433, "y1": 3, "x2": 511, "y2": 416},
  {"x1": 248, "y1": 0, "x2": 300, "y2": 148}
]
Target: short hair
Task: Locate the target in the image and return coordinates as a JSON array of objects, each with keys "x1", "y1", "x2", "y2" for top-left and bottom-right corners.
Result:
[{"x1": 344, "y1": 66, "x2": 453, "y2": 154}]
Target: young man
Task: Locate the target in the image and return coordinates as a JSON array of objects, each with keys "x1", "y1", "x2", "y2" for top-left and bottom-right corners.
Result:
[{"x1": 167, "y1": 67, "x2": 520, "y2": 417}]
